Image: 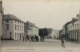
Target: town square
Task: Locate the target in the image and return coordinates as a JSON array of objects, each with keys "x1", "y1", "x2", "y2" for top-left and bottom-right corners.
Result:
[{"x1": 0, "y1": 0, "x2": 80, "y2": 52}]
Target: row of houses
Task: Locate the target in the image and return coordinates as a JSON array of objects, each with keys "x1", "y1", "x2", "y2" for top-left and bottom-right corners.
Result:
[
  {"x1": 2, "y1": 14, "x2": 39, "y2": 40},
  {"x1": 59, "y1": 12, "x2": 80, "y2": 42},
  {"x1": 2, "y1": 14, "x2": 60, "y2": 40},
  {"x1": 0, "y1": 0, "x2": 59, "y2": 40}
]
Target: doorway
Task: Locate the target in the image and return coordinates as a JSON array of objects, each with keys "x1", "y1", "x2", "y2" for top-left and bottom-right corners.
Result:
[
  {"x1": 10, "y1": 32, "x2": 12, "y2": 39},
  {"x1": 20, "y1": 33, "x2": 22, "y2": 40}
]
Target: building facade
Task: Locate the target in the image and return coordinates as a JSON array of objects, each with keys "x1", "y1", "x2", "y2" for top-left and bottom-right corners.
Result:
[
  {"x1": 26, "y1": 21, "x2": 39, "y2": 37},
  {"x1": 51, "y1": 29, "x2": 59, "y2": 39},
  {"x1": 24, "y1": 23, "x2": 31, "y2": 36},
  {"x1": 45, "y1": 28, "x2": 59, "y2": 39},
  {"x1": 67, "y1": 19, "x2": 79, "y2": 41},
  {"x1": 2, "y1": 14, "x2": 24, "y2": 40},
  {"x1": 62, "y1": 18, "x2": 79, "y2": 41}
]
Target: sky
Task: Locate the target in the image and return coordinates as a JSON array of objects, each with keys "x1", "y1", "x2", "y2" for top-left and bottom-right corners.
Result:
[{"x1": 2, "y1": 0, "x2": 80, "y2": 30}]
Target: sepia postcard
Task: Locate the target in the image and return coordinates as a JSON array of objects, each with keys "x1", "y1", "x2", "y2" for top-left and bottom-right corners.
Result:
[{"x1": 0, "y1": 0, "x2": 80, "y2": 52}]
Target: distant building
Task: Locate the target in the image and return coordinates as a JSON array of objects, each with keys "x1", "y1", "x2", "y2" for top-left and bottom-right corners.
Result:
[
  {"x1": 46, "y1": 28, "x2": 59, "y2": 39},
  {"x1": 26, "y1": 21, "x2": 39, "y2": 37},
  {"x1": 51, "y1": 29, "x2": 59, "y2": 39},
  {"x1": 2, "y1": 14, "x2": 24, "y2": 40}
]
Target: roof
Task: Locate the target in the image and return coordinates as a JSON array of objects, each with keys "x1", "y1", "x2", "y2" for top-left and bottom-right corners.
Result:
[
  {"x1": 64, "y1": 18, "x2": 78, "y2": 27},
  {"x1": 3, "y1": 14, "x2": 24, "y2": 23},
  {"x1": 24, "y1": 23, "x2": 31, "y2": 30},
  {"x1": 26, "y1": 21, "x2": 39, "y2": 28}
]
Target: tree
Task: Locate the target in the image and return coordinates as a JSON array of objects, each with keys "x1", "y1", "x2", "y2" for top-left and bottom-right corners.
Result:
[{"x1": 39, "y1": 28, "x2": 48, "y2": 42}]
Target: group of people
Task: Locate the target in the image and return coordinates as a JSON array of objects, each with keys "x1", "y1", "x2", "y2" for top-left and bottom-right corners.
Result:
[
  {"x1": 23, "y1": 35, "x2": 39, "y2": 42},
  {"x1": 22, "y1": 34, "x2": 65, "y2": 48},
  {"x1": 31, "y1": 35, "x2": 39, "y2": 42}
]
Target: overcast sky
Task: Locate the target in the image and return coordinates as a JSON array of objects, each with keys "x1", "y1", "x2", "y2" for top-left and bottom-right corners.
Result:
[{"x1": 2, "y1": 0, "x2": 80, "y2": 30}]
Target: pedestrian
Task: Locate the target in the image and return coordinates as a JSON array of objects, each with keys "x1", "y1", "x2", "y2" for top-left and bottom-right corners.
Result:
[
  {"x1": 23, "y1": 36, "x2": 25, "y2": 42},
  {"x1": 31, "y1": 36, "x2": 33, "y2": 41},
  {"x1": 36, "y1": 36, "x2": 39, "y2": 41},
  {"x1": 35, "y1": 35, "x2": 39, "y2": 42},
  {"x1": 61, "y1": 38, "x2": 65, "y2": 48}
]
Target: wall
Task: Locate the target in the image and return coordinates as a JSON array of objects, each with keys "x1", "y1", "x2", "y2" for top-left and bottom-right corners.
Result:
[
  {"x1": 14, "y1": 20, "x2": 24, "y2": 40},
  {"x1": 2, "y1": 20, "x2": 24, "y2": 40},
  {"x1": 67, "y1": 20, "x2": 79, "y2": 41},
  {"x1": 2, "y1": 20, "x2": 14, "y2": 39}
]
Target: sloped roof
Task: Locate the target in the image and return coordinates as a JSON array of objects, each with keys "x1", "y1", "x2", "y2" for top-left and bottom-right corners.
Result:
[
  {"x1": 64, "y1": 18, "x2": 78, "y2": 27},
  {"x1": 3, "y1": 14, "x2": 24, "y2": 22},
  {"x1": 26, "y1": 21, "x2": 39, "y2": 28}
]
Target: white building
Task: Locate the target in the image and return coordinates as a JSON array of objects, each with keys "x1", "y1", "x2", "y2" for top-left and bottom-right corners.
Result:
[
  {"x1": 46, "y1": 28, "x2": 59, "y2": 39},
  {"x1": 51, "y1": 29, "x2": 59, "y2": 39},
  {"x1": 2, "y1": 14, "x2": 24, "y2": 40},
  {"x1": 67, "y1": 18, "x2": 79, "y2": 41}
]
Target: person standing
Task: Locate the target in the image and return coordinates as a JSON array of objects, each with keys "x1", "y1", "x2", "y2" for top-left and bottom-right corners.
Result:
[
  {"x1": 23, "y1": 36, "x2": 25, "y2": 42},
  {"x1": 61, "y1": 38, "x2": 65, "y2": 48}
]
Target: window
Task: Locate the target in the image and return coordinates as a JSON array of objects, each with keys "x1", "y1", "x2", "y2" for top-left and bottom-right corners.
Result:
[
  {"x1": 18, "y1": 25, "x2": 19, "y2": 31},
  {"x1": 22, "y1": 26, "x2": 24, "y2": 31},
  {"x1": 15, "y1": 25, "x2": 16, "y2": 30},
  {"x1": 20, "y1": 26, "x2": 21, "y2": 31},
  {"x1": 6, "y1": 24, "x2": 9, "y2": 30},
  {"x1": 75, "y1": 24, "x2": 76, "y2": 30},
  {"x1": 17, "y1": 25, "x2": 18, "y2": 31},
  {"x1": 15, "y1": 33, "x2": 16, "y2": 39},
  {"x1": 19, "y1": 25, "x2": 20, "y2": 31},
  {"x1": 22, "y1": 26, "x2": 23, "y2": 31}
]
